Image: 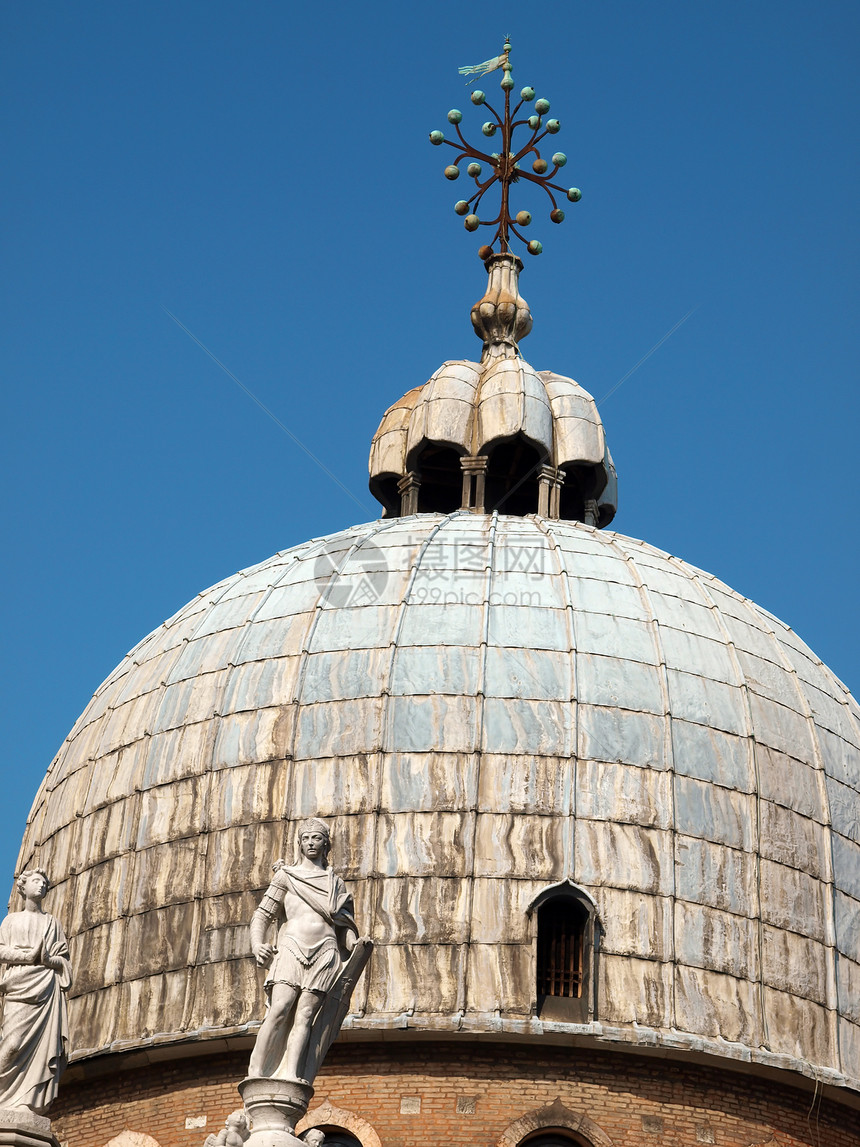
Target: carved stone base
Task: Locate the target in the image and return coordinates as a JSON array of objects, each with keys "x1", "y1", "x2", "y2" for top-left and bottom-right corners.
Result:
[
  {"x1": 239, "y1": 1078, "x2": 314, "y2": 1147},
  {"x1": 0, "y1": 1110, "x2": 60, "y2": 1147}
]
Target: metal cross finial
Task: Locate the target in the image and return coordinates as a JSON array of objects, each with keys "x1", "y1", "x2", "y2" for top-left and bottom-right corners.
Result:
[{"x1": 430, "y1": 39, "x2": 581, "y2": 258}]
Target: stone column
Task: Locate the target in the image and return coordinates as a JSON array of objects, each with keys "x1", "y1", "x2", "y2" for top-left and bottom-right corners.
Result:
[
  {"x1": 460, "y1": 456, "x2": 488, "y2": 513},
  {"x1": 397, "y1": 472, "x2": 421, "y2": 516},
  {"x1": 550, "y1": 469, "x2": 565, "y2": 520},
  {"x1": 537, "y1": 465, "x2": 556, "y2": 518}
]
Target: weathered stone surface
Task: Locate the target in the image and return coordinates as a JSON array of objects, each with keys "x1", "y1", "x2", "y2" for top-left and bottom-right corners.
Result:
[
  {"x1": 577, "y1": 761, "x2": 671, "y2": 829},
  {"x1": 15, "y1": 515, "x2": 860, "y2": 1091},
  {"x1": 675, "y1": 837, "x2": 758, "y2": 917},
  {"x1": 594, "y1": 888, "x2": 671, "y2": 960},
  {"x1": 467, "y1": 943, "x2": 532, "y2": 1015},
  {"x1": 674, "y1": 966, "x2": 761, "y2": 1045},
  {"x1": 673, "y1": 776, "x2": 754, "y2": 851},
  {"x1": 674, "y1": 902, "x2": 759, "y2": 980},
  {"x1": 598, "y1": 955, "x2": 672, "y2": 1028},
  {"x1": 575, "y1": 822, "x2": 672, "y2": 895},
  {"x1": 761, "y1": 925, "x2": 831, "y2": 1005},
  {"x1": 763, "y1": 988, "x2": 837, "y2": 1065}
]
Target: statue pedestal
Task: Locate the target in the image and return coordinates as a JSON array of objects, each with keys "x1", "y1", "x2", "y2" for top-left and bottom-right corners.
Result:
[
  {"x1": 0, "y1": 1110, "x2": 60, "y2": 1147},
  {"x1": 239, "y1": 1078, "x2": 313, "y2": 1147}
]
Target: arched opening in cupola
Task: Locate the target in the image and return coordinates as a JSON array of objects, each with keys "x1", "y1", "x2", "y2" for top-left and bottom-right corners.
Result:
[
  {"x1": 484, "y1": 437, "x2": 546, "y2": 516},
  {"x1": 558, "y1": 465, "x2": 588, "y2": 523},
  {"x1": 414, "y1": 443, "x2": 464, "y2": 514},
  {"x1": 370, "y1": 473, "x2": 401, "y2": 518}
]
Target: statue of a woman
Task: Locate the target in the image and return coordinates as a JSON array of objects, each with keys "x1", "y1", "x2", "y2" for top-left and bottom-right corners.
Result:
[{"x1": 0, "y1": 869, "x2": 71, "y2": 1114}]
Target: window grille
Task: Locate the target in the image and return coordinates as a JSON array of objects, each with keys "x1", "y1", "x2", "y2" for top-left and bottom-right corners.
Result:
[{"x1": 537, "y1": 899, "x2": 585, "y2": 999}]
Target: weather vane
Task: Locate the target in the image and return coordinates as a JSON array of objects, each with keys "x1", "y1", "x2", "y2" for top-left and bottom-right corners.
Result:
[{"x1": 430, "y1": 37, "x2": 581, "y2": 258}]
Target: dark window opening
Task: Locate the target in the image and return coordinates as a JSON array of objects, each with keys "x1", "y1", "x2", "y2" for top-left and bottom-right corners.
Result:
[
  {"x1": 560, "y1": 462, "x2": 610, "y2": 524},
  {"x1": 535, "y1": 892, "x2": 594, "y2": 1023},
  {"x1": 369, "y1": 474, "x2": 401, "y2": 518},
  {"x1": 484, "y1": 439, "x2": 545, "y2": 515},
  {"x1": 558, "y1": 465, "x2": 587, "y2": 523},
  {"x1": 537, "y1": 898, "x2": 586, "y2": 999},
  {"x1": 314, "y1": 1130, "x2": 362, "y2": 1147},
  {"x1": 415, "y1": 444, "x2": 464, "y2": 514},
  {"x1": 520, "y1": 1132, "x2": 590, "y2": 1147}
]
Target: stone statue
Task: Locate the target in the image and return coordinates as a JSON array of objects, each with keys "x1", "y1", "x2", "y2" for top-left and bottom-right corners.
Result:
[
  {"x1": 204, "y1": 1109, "x2": 250, "y2": 1147},
  {"x1": 301, "y1": 1133, "x2": 325, "y2": 1147},
  {"x1": 0, "y1": 869, "x2": 71, "y2": 1114},
  {"x1": 241, "y1": 819, "x2": 371, "y2": 1146}
]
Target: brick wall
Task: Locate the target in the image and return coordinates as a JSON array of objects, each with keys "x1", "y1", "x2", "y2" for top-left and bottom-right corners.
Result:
[{"x1": 51, "y1": 1042, "x2": 860, "y2": 1147}]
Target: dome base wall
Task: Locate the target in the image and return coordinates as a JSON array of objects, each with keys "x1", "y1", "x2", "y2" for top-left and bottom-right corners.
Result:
[{"x1": 52, "y1": 1042, "x2": 859, "y2": 1147}]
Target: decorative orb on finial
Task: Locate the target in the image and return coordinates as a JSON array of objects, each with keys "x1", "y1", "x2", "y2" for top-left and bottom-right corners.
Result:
[{"x1": 428, "y1": 39, "x2": 583, "y2": 257}]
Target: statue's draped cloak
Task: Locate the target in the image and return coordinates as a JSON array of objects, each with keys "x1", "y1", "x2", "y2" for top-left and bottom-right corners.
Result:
[
  {"x1": 264, "y1": 866, "x2": 357, "y2": 997},
  {"x1": 0, "y1": 911, "x2": 71, "y2": 1113}
]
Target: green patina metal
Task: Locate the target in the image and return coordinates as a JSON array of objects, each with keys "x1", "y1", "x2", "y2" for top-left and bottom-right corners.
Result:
[{"x1": 430, "y1": 39, "x2": 582, "y2": 256}]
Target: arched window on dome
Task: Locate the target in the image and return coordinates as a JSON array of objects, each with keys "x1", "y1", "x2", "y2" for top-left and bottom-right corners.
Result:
[{"x1": 528, "y1": 882, "x2": 600, "y2": 1024}]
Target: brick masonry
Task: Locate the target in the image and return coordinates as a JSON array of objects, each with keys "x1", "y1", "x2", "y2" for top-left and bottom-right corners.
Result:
[{"x1": 50, "y1": 1042, "x2": 860, "y2": 1147}]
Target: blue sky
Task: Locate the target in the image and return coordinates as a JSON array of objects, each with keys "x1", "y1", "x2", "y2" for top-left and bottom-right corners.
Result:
[{"x1": 2, "y1": 1, "x2": 858, "y2": 884}]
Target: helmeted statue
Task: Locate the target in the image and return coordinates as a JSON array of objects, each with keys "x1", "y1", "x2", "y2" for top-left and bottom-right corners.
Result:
[
  {"x1": 241, "y1": 819, "x2": 371, "y2": 1147},
  {"x1": 248, "y1": 819, "x2": 362, "y2": 1083},
  {"x1": 0, "y1": 869, "x2": 71, "y2": 1114}
]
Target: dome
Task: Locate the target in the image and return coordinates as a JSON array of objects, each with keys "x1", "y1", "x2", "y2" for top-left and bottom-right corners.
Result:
[{"x1": 18, "y1": 512, "x2": 860, "y2": 1093}]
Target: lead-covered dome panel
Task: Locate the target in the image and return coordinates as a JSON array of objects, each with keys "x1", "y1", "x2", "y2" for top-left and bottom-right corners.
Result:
[{"x1": 17, "y1": 514, "x2": 860, "y2": 1091}]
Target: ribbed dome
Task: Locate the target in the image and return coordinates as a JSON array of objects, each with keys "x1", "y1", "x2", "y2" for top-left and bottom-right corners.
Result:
[
  {"x1": 368, "y1": 256, "x2": 617, "y2": 524},
  {"x1": 18, "y1": 514, "x2": 860, "y2": 1093}
]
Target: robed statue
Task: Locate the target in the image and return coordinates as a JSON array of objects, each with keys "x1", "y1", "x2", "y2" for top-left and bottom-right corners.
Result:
[
  {"x1": 247, "y1": 819, "x2": 372, "y2": 1088},
  {"x1": 0, "y1": 869, "x2": 71, "y2": 1114}
]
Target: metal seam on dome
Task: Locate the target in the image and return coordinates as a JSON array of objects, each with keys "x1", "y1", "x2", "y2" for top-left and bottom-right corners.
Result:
[
  {"x1": 725, "y1": 587, "x2": 842, "y2": 1075},
  {"x1": 671, "y1": 558, "x2": 771, "y2": 1054},
  {"x1": 460, "y1": 510, "x2": 495, "y2": 1015},
  {"x1": 531, "y1": 518, "x2": 579, "y2": 884},
  {"x1": 605, "y1": 532, "x2": 678, "y2": 1034},
  {"x1": 26, "y1": 563, "x2": 246, "y2": 943},
  {"x1": 284, "y1": 517, "x2": 402, "y2": 887},
  {"x1": 818, "y1": 663, "x2": 860, "y2": 1080},
  {"x1": 23, "y1": 518, "x2": 860, "y2": 1081},
  {"x1": 372, "y1": 511, "x2": 466, "y2": 1021},
  {"x1": 185, "y1": 547, "x2": 306, "y2": 1032}
]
